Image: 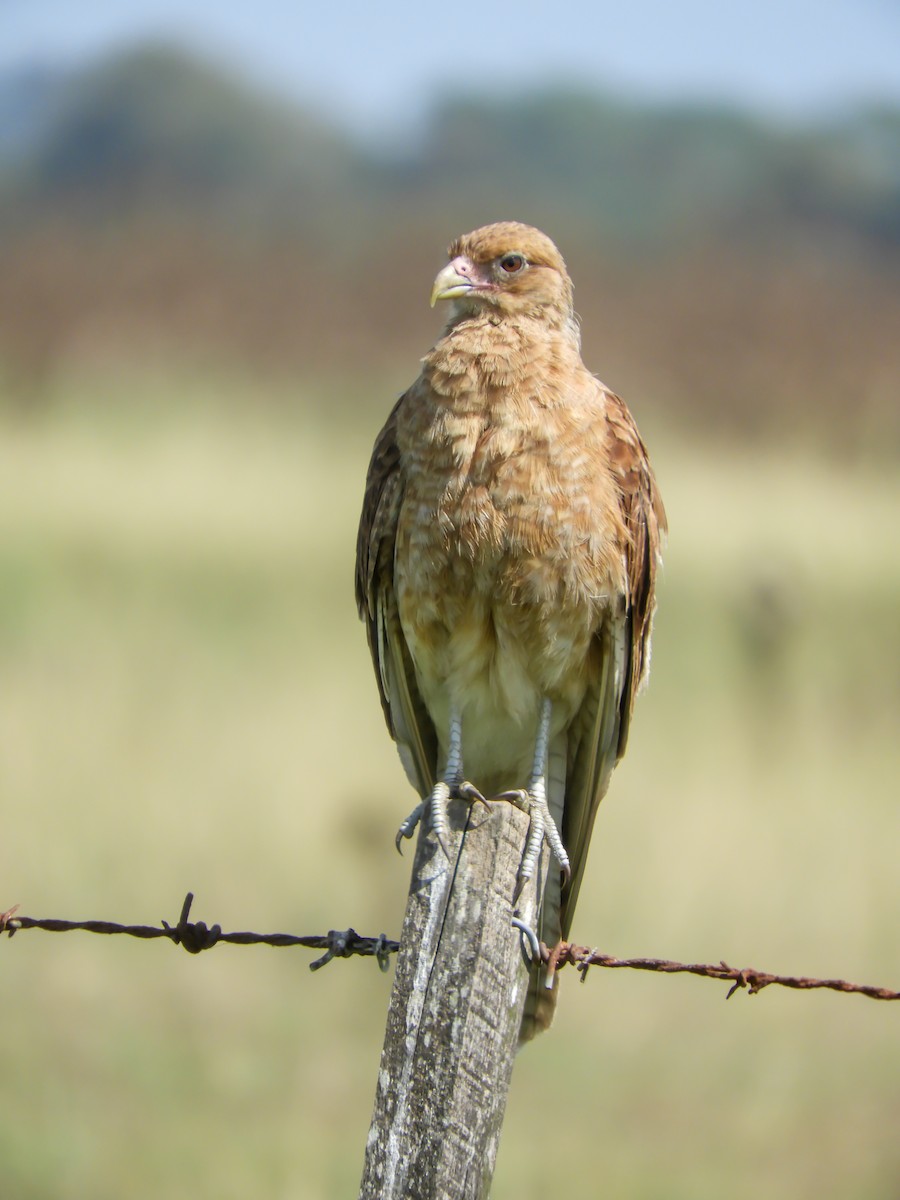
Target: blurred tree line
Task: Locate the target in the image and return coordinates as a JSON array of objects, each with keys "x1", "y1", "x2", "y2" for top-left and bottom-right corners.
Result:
[{"x1": 0, "y1": 44, "x2": 897, "y2": 451}]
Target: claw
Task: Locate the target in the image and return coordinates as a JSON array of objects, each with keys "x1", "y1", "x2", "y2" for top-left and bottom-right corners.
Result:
[
  {"x1": 395, "y1": 801, "x2": 425, "y2": 853},
  {"x1": 494, "y1": 787, "x2": 530, "y2": 810},
  {"x1": 456, "y1": 780, "x2": 491, "y2": 810}
]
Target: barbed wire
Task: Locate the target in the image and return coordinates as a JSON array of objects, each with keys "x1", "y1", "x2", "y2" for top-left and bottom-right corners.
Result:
[
  {"x1": 0, "y1": 893, "x2": 398, "y2": 972},
  {"x1": 2, "y1": 892, "x2": 897, "y2": 1001},
  {"x1": 542, "y1": 941, "x2": 900, "y2": 1001}
]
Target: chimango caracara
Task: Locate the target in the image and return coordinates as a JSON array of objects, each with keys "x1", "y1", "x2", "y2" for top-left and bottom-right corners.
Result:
[{"x1": 356, "y1": 222, "x2": 665, "y2": 1039}]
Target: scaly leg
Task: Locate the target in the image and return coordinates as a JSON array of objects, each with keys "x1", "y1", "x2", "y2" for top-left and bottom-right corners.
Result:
[
  {"x1": 396, "y1": 707, "x2": 487, "y2": 856},
  {"x1": 496, "y1": 697, "x2": 570, "y2": 898}
]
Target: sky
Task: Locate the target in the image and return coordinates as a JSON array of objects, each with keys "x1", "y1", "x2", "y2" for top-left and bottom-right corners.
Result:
[{"x1": 3, "y1": 0, "x2": 900, "y2": 138}]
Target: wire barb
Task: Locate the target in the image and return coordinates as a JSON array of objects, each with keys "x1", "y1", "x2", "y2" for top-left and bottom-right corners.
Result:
[{"x1": 161, "y1": 892, "x2": 222, "y2": 954}]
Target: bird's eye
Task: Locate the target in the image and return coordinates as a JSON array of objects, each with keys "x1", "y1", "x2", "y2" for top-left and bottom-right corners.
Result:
[{"x1": 498, "y1": 253, "x2": 526, "y2": 274}]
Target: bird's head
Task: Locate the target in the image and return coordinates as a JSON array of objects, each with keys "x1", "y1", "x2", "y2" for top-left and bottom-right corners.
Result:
[{"x1": 430, "y1": 222, "x2": 575, "y2": 326}]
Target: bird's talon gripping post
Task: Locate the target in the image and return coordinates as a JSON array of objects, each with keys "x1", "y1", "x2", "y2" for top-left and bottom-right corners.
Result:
[
  {"x1": 397, "y1": 775, "x2": 491, "y2": 859},
  {"x1": 495, "y1": 786, "x2": 570, "y2": 886}
]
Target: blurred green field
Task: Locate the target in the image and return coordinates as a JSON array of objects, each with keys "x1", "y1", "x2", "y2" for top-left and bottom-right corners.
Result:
[{"x1": 0, "y1": 373, "x2": 898, "y2": 1200}]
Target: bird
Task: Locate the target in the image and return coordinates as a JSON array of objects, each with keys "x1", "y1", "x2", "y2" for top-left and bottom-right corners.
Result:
[{"x1": 355, "y1": 222, "x2": 665, "y2": 1039}]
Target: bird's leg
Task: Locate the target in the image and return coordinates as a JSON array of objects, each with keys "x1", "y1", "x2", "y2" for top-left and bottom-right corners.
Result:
[
  {"x1": 395, "y1": 707, "x2": 487, "y2": 857},
  {"x1": 495, "y1": 697, "x2": 570, "y2": 898}
]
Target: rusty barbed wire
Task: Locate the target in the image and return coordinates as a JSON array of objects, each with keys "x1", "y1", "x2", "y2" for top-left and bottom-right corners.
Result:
[
  {"x1": 0, "y1": 893, "x2": 398, "y2": 972},
  {"x1": 2, "y1": 893, "x2": 897, "y2": 1000},
  {"x1": 541, "y1": 941, "x2": 900, "y2": 1001}
]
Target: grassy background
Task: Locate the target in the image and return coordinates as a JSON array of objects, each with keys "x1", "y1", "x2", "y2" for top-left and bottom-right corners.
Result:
[{"x1": 0, "y1": 371, "x2": 897, "y2": 1198}]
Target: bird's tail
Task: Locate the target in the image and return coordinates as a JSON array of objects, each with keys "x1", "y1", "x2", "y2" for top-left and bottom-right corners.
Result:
[{"x1": 518, "y1": 737, "x2": 567, "y2": 1043}]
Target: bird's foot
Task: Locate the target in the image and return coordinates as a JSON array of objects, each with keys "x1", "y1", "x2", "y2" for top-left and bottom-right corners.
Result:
[
  {"x1": 395, "y1": 779, "x2": 489, "y2": 856},
  {"x1": 494, "y1": 784, "x2": 570, "y2": 899}
]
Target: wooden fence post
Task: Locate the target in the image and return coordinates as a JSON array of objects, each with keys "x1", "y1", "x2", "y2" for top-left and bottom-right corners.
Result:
[{"x1": 358, "y1": 798, "x2": 546, "y2": 1199}]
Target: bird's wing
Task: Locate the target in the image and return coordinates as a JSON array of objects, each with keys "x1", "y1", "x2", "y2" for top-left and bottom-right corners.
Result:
[
  {"x1": 355, "y1": 396, "x2": 438, "y2": 798},
  {"x1": 559, "y1": 388, "x2": 666, "y2": 938}
]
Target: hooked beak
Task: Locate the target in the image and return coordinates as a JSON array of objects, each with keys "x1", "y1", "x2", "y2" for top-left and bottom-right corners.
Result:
[
  {"x1": 431, "y1": 254, "x2": 496, "y2": 307},
  {"x1": 430, "y1": 261, "x2": 476, "y2": 307}
]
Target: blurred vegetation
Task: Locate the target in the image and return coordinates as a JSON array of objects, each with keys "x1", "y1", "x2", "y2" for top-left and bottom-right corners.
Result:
[
  {"x1": 0, "y1": 44, "x2": 898, "y2": 453},
  {"x1": 0, "y1": 41, "x2": 898, "y2": 1200}
]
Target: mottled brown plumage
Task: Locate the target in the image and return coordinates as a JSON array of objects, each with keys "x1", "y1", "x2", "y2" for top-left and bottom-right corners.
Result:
[{"x1": 356, "y1": 222, "x2": 665, "y2": 1037}]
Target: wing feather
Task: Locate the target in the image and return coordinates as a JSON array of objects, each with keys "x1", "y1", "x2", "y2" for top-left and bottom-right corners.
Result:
[
  {"x1": 355, "y1": 397, "x2": 437, "y2": 798},
  {"x1": 559, "y1": 389, "x2": 666, "y2": 938}
]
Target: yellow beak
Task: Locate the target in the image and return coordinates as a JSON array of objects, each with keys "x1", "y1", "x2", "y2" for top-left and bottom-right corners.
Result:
[{"x1": 430, "y1": 263, "x2": 474, "y2": 307}]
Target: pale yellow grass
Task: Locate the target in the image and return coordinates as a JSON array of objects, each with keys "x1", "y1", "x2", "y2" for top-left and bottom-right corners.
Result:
[{"x1": 0, "y1": 377, "x2": 897, "y2": 1199}]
